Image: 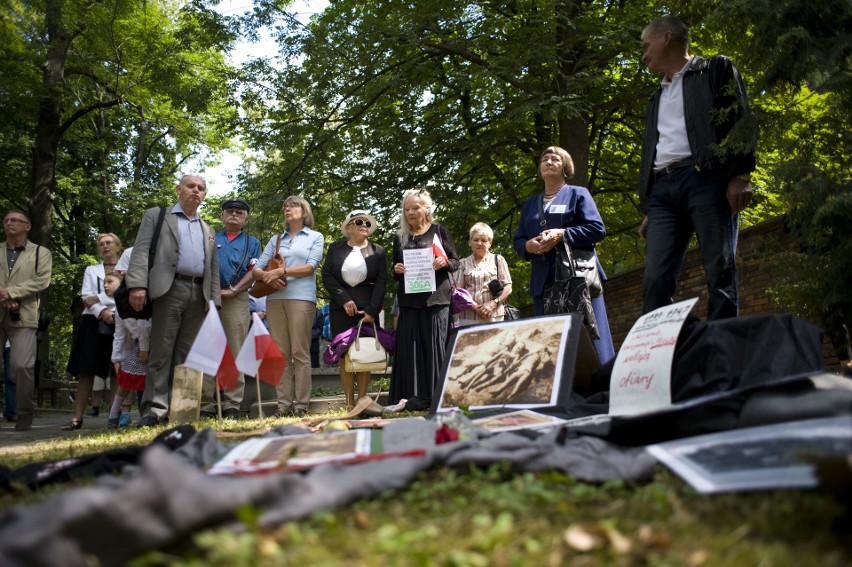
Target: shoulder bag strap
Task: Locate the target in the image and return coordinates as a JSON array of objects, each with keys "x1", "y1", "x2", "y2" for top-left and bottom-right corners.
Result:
[
  {"x1": 228, "y1": 232, "x2": 252, "y2": 287},
  {"x1": 147, "y1": 206, "x2": 167, "y2": 273}
]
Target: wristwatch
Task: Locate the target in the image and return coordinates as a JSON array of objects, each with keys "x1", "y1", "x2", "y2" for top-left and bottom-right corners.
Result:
[
  {"x1": 229, "y1": 285, "x2": 239, "y2": 293},
  {"x1": 734, "y1": 173, "x2": 751, "y2": 182}
]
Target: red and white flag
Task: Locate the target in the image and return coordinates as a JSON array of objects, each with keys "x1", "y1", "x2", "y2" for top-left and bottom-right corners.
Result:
[
  {"x1": 235, "y1": 313, "x2": 286, "y2": 386},
  {"x1": 432, "y1": 233, "x2": 448, "y2": 262},
  {"x1": 184, "y1": 300, "x2": 240, "y2": 391}
]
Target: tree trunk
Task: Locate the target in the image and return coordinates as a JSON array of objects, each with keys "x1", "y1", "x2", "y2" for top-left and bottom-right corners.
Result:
[{"x1": 29, "y1": 0, "x2": 74, "y2": 248}]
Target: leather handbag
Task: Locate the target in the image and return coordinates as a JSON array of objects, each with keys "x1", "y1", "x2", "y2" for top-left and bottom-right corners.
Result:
[
  {"x1": 573, "y1": 248, "x2": 603, "y2": 298},
  {"x1": 344, "y1": 320, "x2": 389, "y2": 373},
  {"x1": 249, "y1": 233, "x2": 287, "y2": 298},
  {"x1": 114, "y1": 206, "x2": 166, "y2": 320},
  {"x1": 542, "y1": 240, "x2": 600, "y2": 339},
  {"x1": 536, "y1": 193, "x2": 602, "y2": 297},
  {"x1": 503, "y1": 304, "x2": 521, "y2": 320}
]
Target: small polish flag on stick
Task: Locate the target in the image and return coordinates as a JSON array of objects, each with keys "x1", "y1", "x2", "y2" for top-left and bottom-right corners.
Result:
[
  {"x1": 432, "y1": 233, "x2": 448, "y2": 262},
  {"x1": 236, "y1": 313, "x2": 287, "y2": 420},
  {"x1": 185, "y1": 301, "x2": 240, "y2": 392}
]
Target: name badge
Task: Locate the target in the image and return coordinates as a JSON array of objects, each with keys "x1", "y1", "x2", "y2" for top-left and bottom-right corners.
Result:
[{"x1": 550, "y1": 204, "x2": 567, "y2": 214}]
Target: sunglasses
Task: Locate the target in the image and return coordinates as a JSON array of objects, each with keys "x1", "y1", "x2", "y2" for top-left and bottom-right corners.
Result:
[{"x1": 349, "y1": 218, "x2": 372, "y2": 228}]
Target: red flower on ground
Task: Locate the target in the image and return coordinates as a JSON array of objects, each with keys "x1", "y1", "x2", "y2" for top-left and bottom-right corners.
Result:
[{"x1": 435, "y1": 423, "x2": 460, "y2": 444}]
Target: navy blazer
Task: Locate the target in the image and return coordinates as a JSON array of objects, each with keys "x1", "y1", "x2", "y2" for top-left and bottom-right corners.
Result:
[
  {"x1": 321, "y1": 239, "x2": 387, "y2": 319},
  {"x1": 513, "y1": 185, "x2": 605, "y2": 297}
]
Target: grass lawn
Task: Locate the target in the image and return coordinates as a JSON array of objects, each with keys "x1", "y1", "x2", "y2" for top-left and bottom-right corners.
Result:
[{"x1": 1, "y1": 412, "x2": 850, "y2": 566}]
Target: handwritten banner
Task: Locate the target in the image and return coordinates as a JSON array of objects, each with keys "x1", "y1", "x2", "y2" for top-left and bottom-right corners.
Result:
[
  {"x1": 608, "y1": 298, "x2": 698, "y2": 416},
  {"x1": 402, "y1": 248, "x2": 436, "y2": 294}
]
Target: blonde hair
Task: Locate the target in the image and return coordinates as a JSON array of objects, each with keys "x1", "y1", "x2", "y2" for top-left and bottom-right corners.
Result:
[
  {"x1": 398, "y1": 189, "x2": 435, "y2": 240},
  {"x1": 282, "y1": 195, "x2": 315, "y2": 229},
  {"x1": 97, "y1": 232, "x2": 122, "y2": 255},
  {"x1": 469, "y1": 222, "x2": 494, "y2": 244}
]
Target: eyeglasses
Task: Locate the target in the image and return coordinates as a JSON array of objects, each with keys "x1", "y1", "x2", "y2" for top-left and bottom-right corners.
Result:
[
  {"x1": 3, "y1": 218, "x2": 28, "y2": 225},
  {"x1": 349, "y1": 219, "x2": 372, "y2": 228}
]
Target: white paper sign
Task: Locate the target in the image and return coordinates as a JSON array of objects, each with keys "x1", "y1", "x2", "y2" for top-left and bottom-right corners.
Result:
[
  {"x1": 608, "y1": 298, "x2": 698, "y2": 416},
  {"x1": 402, "y1": 248, "x2": 436, "y2": 293}
]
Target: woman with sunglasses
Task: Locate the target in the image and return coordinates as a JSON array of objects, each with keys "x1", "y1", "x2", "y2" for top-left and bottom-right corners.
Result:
[{"x1": 321, "y1": 210, "x2": 387, "y2": 408}]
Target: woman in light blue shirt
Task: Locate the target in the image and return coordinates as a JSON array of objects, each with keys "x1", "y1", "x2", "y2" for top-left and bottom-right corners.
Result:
[{"x1": 253, "y1": 195, "x2": 325, "y2": 417}]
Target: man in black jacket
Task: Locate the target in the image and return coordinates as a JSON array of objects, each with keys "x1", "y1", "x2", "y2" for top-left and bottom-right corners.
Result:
[{"x1": 638, "y1": 15, "x2": 757, "y2": 319}]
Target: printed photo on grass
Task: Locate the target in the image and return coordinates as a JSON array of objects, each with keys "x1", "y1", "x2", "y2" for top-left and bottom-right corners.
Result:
[
  {"x1": 208, "y1": 430, "x2": 371, "y2": 475},
  {"x1": 472, "y1": 409, "x2": 567, "y2": 432},
  {"x1": 437, "y1": 317, "x2": 571, "y2": 411}
]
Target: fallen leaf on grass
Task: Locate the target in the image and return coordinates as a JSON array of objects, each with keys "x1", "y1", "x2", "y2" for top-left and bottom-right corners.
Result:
[
  {"x1": 637, "y1": 524, "x2": 671, "y2": 548},
  {"x1": 600, "y1": 523, "x2": 632, "y2": 554},
  {"x1": 687, "y1": 549, "x2": 708, "y2": 566},
  {"x1": 564, "y1": 524, "x2": 603, "y2": 552}
]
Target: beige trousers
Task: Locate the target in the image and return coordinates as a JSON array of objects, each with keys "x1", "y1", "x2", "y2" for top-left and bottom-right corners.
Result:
[{"x1": 266, "y1": 299, "x2": 315, "y2": 412}]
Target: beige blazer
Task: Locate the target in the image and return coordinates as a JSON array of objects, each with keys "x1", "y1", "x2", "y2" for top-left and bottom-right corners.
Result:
[
  {"x1": 126, "y1": 206, "x2": 220, "y2": 306},
  {"x1": 0, "y1": 240, "x2": 52, "y2": 328}
]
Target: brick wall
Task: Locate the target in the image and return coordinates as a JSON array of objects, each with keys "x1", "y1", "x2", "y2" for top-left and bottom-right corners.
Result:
[{"x1": 603, "y1": 216, "x2": 841, "y2": 367}]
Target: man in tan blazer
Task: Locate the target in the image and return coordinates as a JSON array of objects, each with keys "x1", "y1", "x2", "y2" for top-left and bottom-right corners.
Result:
[
  {"x1": 0, "y1": 210, "x2": 52, "y2": 431},
  {"x1": 126, "y1": 175, "x2": 220, "y2": 426}
]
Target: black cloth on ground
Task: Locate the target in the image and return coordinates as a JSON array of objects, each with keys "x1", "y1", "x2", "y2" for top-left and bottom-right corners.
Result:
[{"x1": 562, "y1": 314, "x2": 832, "y2": 445}]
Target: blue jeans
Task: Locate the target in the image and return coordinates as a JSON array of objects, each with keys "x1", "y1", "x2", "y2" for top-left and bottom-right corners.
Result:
[
  {"x1": 643, "y1": 168, "x2": 739, "y2": 319},
  {"x1": 4, "y1": 345, "x2": 15, "y2": 419}
]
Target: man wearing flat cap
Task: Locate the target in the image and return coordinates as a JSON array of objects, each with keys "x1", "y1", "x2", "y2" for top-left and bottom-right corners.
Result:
[{"x1": 201, "y1": 197, "x2": 260, "y2": 418}]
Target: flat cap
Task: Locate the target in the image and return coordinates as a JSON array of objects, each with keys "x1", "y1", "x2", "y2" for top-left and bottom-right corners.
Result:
[{"x1": 221, "y1": 198, "x2": 250, "y2": 212}]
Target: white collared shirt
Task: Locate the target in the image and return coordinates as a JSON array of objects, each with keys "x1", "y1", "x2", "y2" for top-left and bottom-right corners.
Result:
[{"x1": 654, "y1": 57, "x2": 693, "y2": 170}]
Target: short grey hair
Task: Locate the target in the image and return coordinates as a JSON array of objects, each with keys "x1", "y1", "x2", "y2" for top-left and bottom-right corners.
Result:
[{"x1": 643, "y1": 15, "x2": 689, "y2": 51}]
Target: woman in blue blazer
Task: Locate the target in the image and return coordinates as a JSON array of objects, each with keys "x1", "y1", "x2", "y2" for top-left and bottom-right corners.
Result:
[{"x1": 513, "y1": 146, "x2": 615, "y2": 363}]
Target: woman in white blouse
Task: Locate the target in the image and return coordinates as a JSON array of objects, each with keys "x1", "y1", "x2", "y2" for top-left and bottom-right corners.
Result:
[
  {"x1": 458, "y1": 223, "x2": 513, "y2": 325},
  {"x1": 62, "y1": 233, "x2": 121, "y2": 430},
  {"x1": 321, "y1": 210, "x2": 387, "y2": 408}
]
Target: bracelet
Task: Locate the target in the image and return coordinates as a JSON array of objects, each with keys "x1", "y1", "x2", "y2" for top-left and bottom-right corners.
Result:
[{"x1": 229, "y1": 285, "x2": 239, "y2": 293}]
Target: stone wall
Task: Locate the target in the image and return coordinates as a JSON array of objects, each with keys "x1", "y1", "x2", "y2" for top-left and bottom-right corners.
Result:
[{"x1": 602, "y1": 216, "x2": 841, "y2": 366}]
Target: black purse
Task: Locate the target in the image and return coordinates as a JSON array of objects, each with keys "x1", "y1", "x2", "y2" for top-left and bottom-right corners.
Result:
[
  {"x1": 542, "y1": 240, "x2": 600, "y2": 339},
  {"x1": 487, "y1": 253, "x2": 504, "y2": 299},
  {"x1": 114, "y1": 206, "x2": 166, "y2": 320}
]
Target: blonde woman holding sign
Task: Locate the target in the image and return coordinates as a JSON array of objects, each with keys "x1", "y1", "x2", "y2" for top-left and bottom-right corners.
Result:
[{"x1": 389, "y1": 189, "x2": 459, "y2": 411}]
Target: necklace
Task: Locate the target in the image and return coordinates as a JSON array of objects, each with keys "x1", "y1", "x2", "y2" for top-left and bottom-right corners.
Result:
[{"x1": 543, "y1": 192, "x2": 558, "y2": 201}]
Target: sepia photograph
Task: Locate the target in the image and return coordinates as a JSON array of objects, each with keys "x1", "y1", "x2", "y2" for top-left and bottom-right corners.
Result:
[{"x1": 438, "y1": 317, "x2": 571, "y2": 411}]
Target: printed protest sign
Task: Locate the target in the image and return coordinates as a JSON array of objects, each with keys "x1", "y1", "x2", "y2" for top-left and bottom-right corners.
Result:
[
  {"x1": 608, "y1": 298, "x2": 698, "y2": 416},
  {"x1": 403, "y1": 247, "x2": 436, "y2": 293}
]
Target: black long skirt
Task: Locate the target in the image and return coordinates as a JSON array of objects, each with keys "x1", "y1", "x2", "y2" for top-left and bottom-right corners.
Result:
[
  {"x1": 66, "y1": 314, "x2": 114, "y2": 378},
  {"x1": 389, "y1": 305, "x2": 450, "y2": 410}
]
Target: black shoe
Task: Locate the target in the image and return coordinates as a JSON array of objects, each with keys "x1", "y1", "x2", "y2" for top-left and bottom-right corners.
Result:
[
  {"x1": 292, "y1": 408, "x2": 308, "y2": 418},
  {"x1": 85, "y1": 407, "x2": 100, "y2": 417},
  {"x1": 199, "y1": 410, "x2": 216, "y2": 419},
  {"x1": 222, "y1": 408, "x2": 241, "y2": 419},
  {"x1": 4, "y1": 414, "x2": 16, "y2": 423},
  {"x1": 136, "y1": 415, "x2": 160, "y2": 428}
]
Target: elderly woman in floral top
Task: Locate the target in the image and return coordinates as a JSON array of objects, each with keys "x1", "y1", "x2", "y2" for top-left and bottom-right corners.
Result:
[{"x1": 457, "y1": 222, "x2": 512, "y2": 325}]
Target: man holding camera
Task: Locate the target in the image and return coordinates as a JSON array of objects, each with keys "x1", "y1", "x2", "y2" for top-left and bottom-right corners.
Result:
[{"x1": 0, "y1": 210, "x2": 52, "y2": 431}]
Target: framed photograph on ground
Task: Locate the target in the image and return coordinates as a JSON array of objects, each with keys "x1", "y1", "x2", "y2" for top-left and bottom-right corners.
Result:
[
  {"x1": 433, "y1": 313, "x2": 592, "y2": 413},
  {"x1": 646, "y1": 415, "x2": 852, "y2": 493}
]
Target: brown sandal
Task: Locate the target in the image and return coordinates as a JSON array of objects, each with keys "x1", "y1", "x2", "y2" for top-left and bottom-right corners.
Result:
[{"x1": 60, "y1": 418, "x2": 83, "y2": 431}]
